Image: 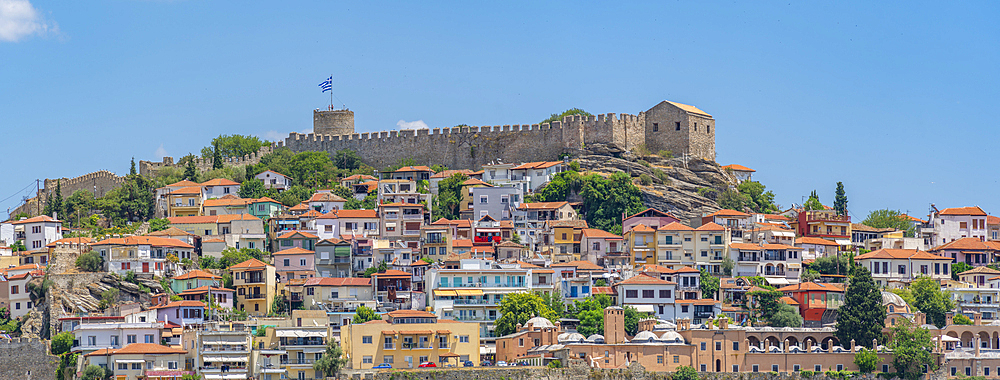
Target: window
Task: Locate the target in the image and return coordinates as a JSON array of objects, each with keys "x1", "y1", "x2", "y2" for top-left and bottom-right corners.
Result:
[
  {"x1": 674, "y1": 356, "x2": 680, "y2": 363},
  {"x1": 682, "y1": 305, "x2": 689, "y2": 312},
  {"x1": 384, "y1": 337, "x2": 394, "y2": 349},
  {"x1": 967, "y1": 367, "x2": 972, "y2": 376},
  {"x1": 733, "y1": 365, "x2": 739, "y2": 372},
  {"x1": 733, "y1": 341, "x2": 739, "y2": 350},
  {"x1": 626, "y1": 289, "x2": 638, "y2": 298},
  {"x1": 88, "y1": 336, "x2": 96, "y2": 345},
  {"x1": 284, "y1": 259, "x2": 290, "y2": 266},
  {"x1": 384, "y1": 356, "x2": 393, "y2": 363},
  {"x1": 363, "y1": 356, "x2": 373, "y2": 364},
  {"x1": 794, "y1": 365, "x2": 800, "y2": 372},
  {"x1": 773, "y1": 365, "x2": 779, "y2": 372},
  {"x1": 675, "y1": 122, "x2": 681, "y2": 130},
  {"x1": 815, "y1": 365, "x2": 822, "y2": 371},
  {"x1": 700, "y1": 342, "x2": 706, "y2": 350},
  {"x1": 659, "y1": 290, "x2": 669, "y2": 298},
  {"x1": 127, "y1": 335, "x2": 136, "y2": 344},
  {"x1": 459, "y1": 335, "x2": 470, "y2": 343},
  {"x1": 642, "y1": 290, "x2": 654, "y2": 298},
  {"x1": 752, "y1": 365, "x2": 759, "y2": 372},
  {"x1": 118, "y1": 363, "x2": 128, "y2": 370},
  {"x1": 898, "y1": 265, "x2": 906, "y2": 274},
  {"x1": 961, "y1": 222, "x2": 968, "y2": 229},
  {"x1": 144, "y1": 334, "x2": 154, "y2": 343},
  {"x1": 837, "y1": 364, "x2": 844, "y2": 371},
  {"x1": 10, "y1": 286, "x2": 17, "y2": 294},
  {"x1": 883, "y1": 365, "x2": 889, "y2": 373},
  {"x1": 715, "y1": 342, "x2": 721, "y2": 350},
  {"x1": 700, "y1": 364, "x2": 706, "y2": 371},
  {"x1": 657, "y1": 355, "x2": 663, "y2": 364},
  {"x1": 300, "y1": 258, "x2": 306, "y2": 266}
]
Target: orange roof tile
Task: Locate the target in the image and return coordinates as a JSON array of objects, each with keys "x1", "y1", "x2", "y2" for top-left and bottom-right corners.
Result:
[
  {"x1": 721, "y1": 164, "x2": 755, "y2": 172},
  {"x1": 173, "y1": 269, "x2": 220, "y2": 280},
  {"x1": 257, "y1": 169, "x2": 291, "y2": 178},
  {"x1": 624, "y1": 208, "x2": 679, "y2": 220},
  {"x1": 931, "y1": 237, "x2": 998, "y2": 252},
  {"x1": 429, "y1": 170, "x2": 473, "y2": 179},
  {"x1": 781, "y1": 296, "x2": 799, "y2": 305},
  {"x1": 515, "y1": 260, "x2": 540, "y2": 268},
  {"x1": 372, "y1": 269, "x2": 411, "y2": 278},
  {"x1": 695, "y1": 222, "x2": 726, "y2": 231},
  {"x1": 461, "y1": 178, "x2": 493, "y2": 187},
  {"x1": 592, "y1": 286, "x2": 617, "y2": 295},
  {"x1": 387, "y1": 309, "x2": 437, "y2": 318},
  {"x1": 617, "y1": 273, "x2": 675, "y2": 285},
  {"x1": 551, "y1": 260, "x2": 604, "y2": 271},
  {"x1": 939, "y1": 206, "x2": 987, "y2": 216},
  {"x1": 165, "y1": 180, "x2": 199, "y2": 188},
  {"x1": 394, "y1": 165, "x2": 433, "y2": 173},
  {"x1": 46, "y1": 237, "x2": 92, "y2": 247},
  {"x1": 229, "y1": 258, "x2": 269, "y2": 270},
  {"x1": 706, "y1": 209, "x2": 750, "y2": 217},
  {"x1": 309, "y1": 192, "x2": 347, "y2": 203},
  {"x1": 201, "y1": 178, "x2": 240, "y2": 186},
  {"x1": 168, "y1": 216, "x2": 218, "y2": 224},
  {"x1": 333, "y1": 209, "x2": 378, "y2": 219},
  {"x1": 518, "y1": 202, "x2": 569, "y2": 210},
  {"x1": 855, "y1": 248, "x2": 952, "y2": 261},
  {"x1": 777, "y1": 282, "x2": 844, "y2": 292},
  {"x1": 203, "y1": 198, "x2": 252, "y2": 207},
  {"x1": 150, "y1": 300, "x2": 206, "y2": 309},
  {"x1": 10, "y1": 215, "x2": 61, "y2": 225},
  {"x1": 93, "y1": 236, "x2": 194, "y2": 249},
  {"x1": 452, "y1": 239, "x2": 473, "y2": 248},
  {"x1": 217, "y1": 213, "x2": 260, "y2": 223},
  {"x1": 146, "y1": 227, "x2": 195, "y2": 236},
  {"x1": 658, "y1": 222, "x2": 694, "y2": 231},
  {"x1": 639, "y1": 264, "x2": 673, "y2": 273},
  {"x1": 277, "y1": 230, "x2": 318, "y2": 239},
  {"x1": 582, "y1": 228, "x2": 621, "y2": 239},
  {"x1": 273, "y1": 247, "x2": 314, "y2": 255},
  {"x1": 795, "y1": 237, "x2": 841, "y2": 246},
  {"x1": 630, "y1": 224, "x2": 655, "y2": 233},
  {"x1": 958, "y1": 266, "x2": 1000, "y2": 276},
  {"x1": 169, "y1": 186, "x2": 203, "y2": 195}
]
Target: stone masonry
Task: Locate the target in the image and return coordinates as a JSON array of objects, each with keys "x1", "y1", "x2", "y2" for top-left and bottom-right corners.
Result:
[
  {"x1": 283, "y1": 100, "x2": 716, "y2": 170},
  {"x1": 0, "y1": 338, "x2": 59, "y2": 380}
]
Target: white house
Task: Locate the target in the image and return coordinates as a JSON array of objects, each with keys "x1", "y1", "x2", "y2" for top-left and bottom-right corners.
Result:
[
  {"x1": 854, "y1": 248, "x2": 953, "y2": 288},
  {"x1": 614, "y1": 273, "x2": 677, "y2": 320},
  {"x1": 307, "y1": 191, "x2": 347, "y2": 214},
  {"x1": 922, "y1": 206, "x2": 989, "y2": 247},
  {"x1": 71, "y1": 322, "x2": 163, "y2": 355},
  {"x1": 313, "y1": 209, "x2": 379, "y2": 241},
  {"x1": 91, "y1": 236, "x2": 194, "y2": 277},
  {"x1": 200, "y1": 178, "x2": 241, "y2": 201},
  {"x1": 255, "y1": 170, "x2": 292, "y2": 191},
  {"x1": 6, "y1": 215, "x2": 63, "y2": 250}
]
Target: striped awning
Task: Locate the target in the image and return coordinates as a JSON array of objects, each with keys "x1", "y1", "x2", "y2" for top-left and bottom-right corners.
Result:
[
  {"x1": 434, "y1": 290, "x2": 458, "y2": 297},
  {"x1": 455, "y1": 289, "x2": 483, "y2": 296}
]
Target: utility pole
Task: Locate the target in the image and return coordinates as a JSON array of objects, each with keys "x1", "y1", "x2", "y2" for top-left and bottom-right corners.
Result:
[{"x1": 36, "y1": 179, "x2": 40, "y2": 216}]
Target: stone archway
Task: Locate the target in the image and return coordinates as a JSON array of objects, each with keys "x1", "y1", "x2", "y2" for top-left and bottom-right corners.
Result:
[
  {"x1": 748, "y1": 336, "x2": 761, "y2": 348},
  {"x1": 962, "y1": 331, "x2": 975, "y2": 348},
  {"x1": 786, "y1": 336, "x2": 800, "y2": 348},
  {"x1": 765, "y1": 336, "x2": 781, "y2": 349},
  {"x1": 979, "y1": 331, "x2": 990, "y2": 348},
  {"x1": 804, "y1": 336, "x2": 819, "y2": 350},
  {"x1": 821, "y1": 336, "x2": 839, "y2": 350}
]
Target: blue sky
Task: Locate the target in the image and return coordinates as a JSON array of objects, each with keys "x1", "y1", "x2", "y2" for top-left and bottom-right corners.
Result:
[{"x1": 2, "y1": 1, "x2": 998, "y2": 220}]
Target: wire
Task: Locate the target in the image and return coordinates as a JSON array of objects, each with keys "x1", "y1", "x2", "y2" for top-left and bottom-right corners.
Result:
[{"x1": 0, "y1": 181, "x2": 39, "y2": 207}]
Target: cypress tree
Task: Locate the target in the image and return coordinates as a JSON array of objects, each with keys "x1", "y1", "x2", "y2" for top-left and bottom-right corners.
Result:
[
  {"x1": 130, "y1": 157, "x2": 137, "y2": 176},
  {"x1": 184, "y1": 154, "x2": 198, "y2": 182},
  {"x1": 834, "y1": 182, "x2": 848, "y2": 216},
  {"x1": 836, "y1": 265, "x2": 886, "y2": 348},
  {"x1": 213, "y1": 141, "x2": 223, "y2": 169}
]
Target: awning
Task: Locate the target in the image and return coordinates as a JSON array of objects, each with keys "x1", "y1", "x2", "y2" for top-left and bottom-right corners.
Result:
[
  {"x1": 303, "y1": 347, "x2": 326, "y2": 354},
  {"x1": 436, "y1": 330, "x2": 451, "y2": 334},
  {"x1": 771, "y1": 231, "x2": 795, "y2": 237},
  {"x1": 787, "y1": 263, "x2": 802, "y2": 269},
  {"x1": 204, "y1": 375, "x2": 249, "y2": 380},
  {"x1": 398, "y1": 330, "x2": 434, "y2": 335},
  {"x1": 633, "y1": 305, "x2": 656, "y2": 313},
  {"x1": 385, "y1": 222, "x2": 397, "y2": 227},
  {"x1": 480, "y1": 346, "x2": 496, "y2": 355},
  {"x1": 202, "y1": 340, "x2": 244, "y2": 345},
  {"x1": 455, "y1": 289, "x2": 483, "y2": 296},
  {"x1": 834, "y1": 239, "x2": 851, "y2": 245},
  {"x1": 202, "y1": 356, "x2": 247, "y2": 362},
  {"x1": 434, "y1": 290, "x2": 458, "y2": 297},
  {"x1": 439, "y1": 352, "x2": 460, "y2": 357},
  {"x1": 275, "y1": 330, "x2": 327, "y2": 338},
  {"x1": 476, "y1": 229, "x2": 500, "y2": 233},
  {"x1": 765, "y1": 278, "x2": 790, "y2": 285},
  {"x1": 115, "y1": 359, "x2": 146, "y2": 364}
]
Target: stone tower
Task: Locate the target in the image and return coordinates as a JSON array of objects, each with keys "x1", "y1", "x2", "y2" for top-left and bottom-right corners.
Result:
[
  {"x1": 643, "y1": 100, "x2": 716, "y2": 161},
  {"x1": 604, "y1": 306, "x2": 625, "y2": 344},
  {"x1": 313, "y1": 109, "x2": 355, "y2": 136}
]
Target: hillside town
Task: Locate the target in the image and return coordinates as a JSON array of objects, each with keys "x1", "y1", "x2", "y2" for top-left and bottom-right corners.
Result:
[{"x1": 2, "y1": 99, "x2": 998, "y2": 380}]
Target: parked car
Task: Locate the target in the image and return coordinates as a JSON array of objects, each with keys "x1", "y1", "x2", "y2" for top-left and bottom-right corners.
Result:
[
  {"x1": 497, "y1": 361, "x2": 508, "y2": 367},
  {"x1": 418, "y1": 362, "x2": 437, "y2": 368},
  {"x1": 481, "y1": 360, "x2": 493, "y2": 366},
  {"x1": 463, "y1": 360, "x2": 475, "y2": 367},
  {"x1": 373, "y1": 363, "x2": 392, "y2": 369}
]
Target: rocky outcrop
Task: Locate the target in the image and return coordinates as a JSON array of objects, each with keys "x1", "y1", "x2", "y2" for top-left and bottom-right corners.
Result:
[{"x1": 575, "y1": 144, "x2": 735, "y2": 222}]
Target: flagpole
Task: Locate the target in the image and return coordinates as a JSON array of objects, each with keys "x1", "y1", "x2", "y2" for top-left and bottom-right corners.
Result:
[{"x1": 330, "y1": 74, "x2": 334, "y2": 110}]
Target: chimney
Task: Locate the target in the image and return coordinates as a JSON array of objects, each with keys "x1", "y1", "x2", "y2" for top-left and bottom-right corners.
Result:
[
  {"x1": 784, "y1": 339, "x2": 790, "y2": 353},
  {"x1": 850, "y1": 339, "x2": 856, "y2": 352},
  {"x1": 720, "y1": 317, "x2": 729, "y2": 329},
  {"x1": 975, "y1": 312, "x2": 983, "y2": 326},
  {"x1": 915, "y1": 312, "x2": 926, "y2": 326},
  {"x1": 947, "y1": 312, "x2": 955, "y2": 326}
]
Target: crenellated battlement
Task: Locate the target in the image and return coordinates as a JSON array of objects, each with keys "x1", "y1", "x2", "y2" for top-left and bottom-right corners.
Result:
[
  {"x1": 138, "y1": 145, "x2": 274, "y2": 177},
  {"x1": 282, "y1": 100, "x2": 715, "y2": 170}
]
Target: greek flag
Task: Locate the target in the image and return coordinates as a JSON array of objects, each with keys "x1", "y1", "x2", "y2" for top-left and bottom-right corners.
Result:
[{"x1": 319, "y1": 76, "x2": 333, "y2": 92}]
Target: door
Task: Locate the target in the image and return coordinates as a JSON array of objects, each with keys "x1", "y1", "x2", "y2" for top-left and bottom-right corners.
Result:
[{"x1": 142, "y1": 263, "x2": 149, "y2": 273}]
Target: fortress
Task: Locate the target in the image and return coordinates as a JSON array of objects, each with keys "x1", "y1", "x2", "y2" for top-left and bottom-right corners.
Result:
[{"x1": 281, "y1": 100, "x2": 717, "y2": 170}]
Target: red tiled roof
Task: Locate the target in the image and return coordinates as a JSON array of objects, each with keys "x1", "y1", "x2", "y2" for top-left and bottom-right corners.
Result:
[
  {"x1": 777, "y1": 282, "x2": 844, "y2": 292},
  {"x1": 146, "y1": 227, "x2": 195, "y2": 236},
  {"x1": 165, "y1": 180, "x2": 199, "y2": 188},
  {"x1": 107, "y1": 343, "x2": 188, "y2": 355},
  {"x1": 855, "y1": 249, "x2": 952, "y2": 261},
  {"x1": 582, "y1": 228, "x2": 621, "y2": 239},
  {"x1": 617, "y1": 273, "x2": 675, "y2": 285},
  {"x1": 387, "y1": 310, "x2": 436, "y2": 318},
  {"x1": 695, "y1": 222, "x2": 725, "y2": 231},
  {"x1": 229, "y1": 258, "x2": 269, "y2": 270},
  {"x1": 461, "y1": 178, "x2": 492, "y2": 187},
  {"x1": 273, "y1": 247, "x2": 314, "y2": 255},
  {"x1": 203, "y1": 198, "x2": 252, "y2": 207},
  {"x1": 10, "y1": 215, "x2": 60, "y2": 225},
  {"x1": 168, "y1": 215, "x2": 218, "y2": 224},
  {"x1": 372, "y1": 270, "x2": 412, "y2": 278},
  {"x1": 658, "y1": 222, "x2": 694, "y2": 231},
  {"x1": 939, "y1": 206, "x2": 987, "y2": 216},
  {"x1": 394, "y1": 166, "x2": 433, "y2": 173},
  {"x1": 169, "y1": 186, "x2": 203, "y2": 195},
  {"x1": 93, "y1": 236, "x2": 194, "y2": 249},
  {"x1": 721, "y1": 164, "x2": 755, "y2": 172},
  {"x1": 173, "y1": 269, "x2": 220, "y2": 280},
  {"x1": 309, "y1": 192, "x2": 347, "y2": 203},
  {"x1": 277, "y1": 230, "x2": 318, "y2": 239},
  {"x1": 201, "y1": 178, "x2": 240, "y2": 186},
  {"x1": 931, "y1": 237, "x2": 998, "y2": 252},
  {"x1": 795, "y1": 237, "x2": 841, "y2": 246},
  {"x1": 592, "y1": 286, "x2": 617, "y2": 295},
  {"x1": 217, "y1": 213, "x2": 260, "y2": 223},
  {"x1": 518, "y1": 202, "x2": 569, "y2": 210},
  {"x1": 150, "y1": 300, "x2": 206, "y2": 309},
  {"x1": 630, "y1": 224, "x2": 655, "y2": 233},
  {"x1": 705, "y1": 209, "x2": 750, "y2": 217},
  {"x1": 46, "y1": 237, "x2": 92, "y2": 247}
]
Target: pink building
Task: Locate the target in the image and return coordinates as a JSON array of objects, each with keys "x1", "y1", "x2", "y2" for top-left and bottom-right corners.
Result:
[{"x1": 273, "y1": 247, "x2": 316, "y2": 282}]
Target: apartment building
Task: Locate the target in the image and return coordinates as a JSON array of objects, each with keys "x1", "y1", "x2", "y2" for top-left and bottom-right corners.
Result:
[
  {"x1": 929, "y1": 237, "x2": 1000, "y2": 267},
  {"x1": 314, "y1": 238, "x2": 353, "y2": 278},
  {"x1": 230, "y1": 259, "x2": 277, "y2": 316},
  {"x1": 854, "y1": 248, "x2": 953, "y2": 288},
  {"x1": 313, "y1": 209, "x2": 379, "y2": 241},
  {"x1": 81, "y1": 343, "x2": 191, "y2": 379},
  {"x1": 302, "y1": 277, "x2": 375, "y2": 329},
  {"x1": 273, "y1": 247, "x2": 315, "y2": 282},
  {"x1": 515, "y1": 202, "x2": 576, "y2": 251},
  {"x1": 341, "y1": 309, "x2": 481, "y2": 369},
  {"x1": 91, "y1": 236, "x2": 193, "y2": 277},
  {"x1": 921, "y1": 206, "x2": 990, "y2": 247},
  {"x1": 795, "y1": 209, "x2": 852, "y2": 247},
  {"x1": 4, "y1": 215, "x2": 63, "y2": 250},
  {"x1": 71, "y1": 322, "x2": 163, "y2": 355},
  {"x1": 702, "y1": 209, "x2": 751, "y2": 243},
  {"x1": 254, "y1": 310, "x2": 331, "y2": 380},
  {"x1": 729, "y1": 243, "x2": 803, "y2": 286},
  {"x1": 256, "y1": 170, "x2": 292, "y2": 191},
  {"x1": 183, "y1": 323, "x2": 252, "y2": 379}
]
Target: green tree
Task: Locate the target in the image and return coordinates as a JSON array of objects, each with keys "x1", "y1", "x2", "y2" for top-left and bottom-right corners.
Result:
[
  {"x1": 432, "y1": 173, "x2": 468, "y2": 220},
  {"x1": 65, "y1": 189, "x2": 95, "y2": 228},
  {"x1": 148, "y1": 218, "x2": 170, "y2": 232},
  {"x1": 951, "y1": 262, "x2": 973, "y2": 280},
  {"x1": 80, "y1": 365, "x2": 109, "y2": 380},
  {"x1": 770, "y1": 303, "x2": 803, "y2": 327},
  {"x1": 540, "y1": 108, "x2": 593, "y2": 125},
  {"x1": 594, "y1": 279, "x2": 607, "y2": 287},
  {"x1": 854, "y1": 347, "x2": 879, "y2": 373},
  {"x1": 836, "y1": 266, "x2": 886, "y2": 348},
  {"x1": 953, "y1": 314, "x2": 973, "y2": 325},
  {"x1": 495, "y1": 292, "x2": 559, "y2": 337},
  {"x1": 99, "y1": 288, "x2": 119, "y2": 309},
  {"x1": 345, "y1": 192, "x2": 377, "y2": 210},
  {"x1": 212, "y1": 140, "x2": 224, "y2": 169},
  {"x1": 363, "y1": 261, "x2": 389, "y2": 278},
  {"x1": 833, "y1": 182, "x2": 848, "y2": 216},
  {"x1": 889, "y1": 319, "x2": 936, "y2": 380},
  {"x1": 43, "y1": 180, "x2": 63, "y2": 218},
  {"x1": 623, "y1": 306, "x2": 644, "y2": 336},
  {"x1": 352, "y1": 305, "x2": 381, "y2": 324},
  {"x1": 96, "y1": 171, "x2": 156, "y2": 225},
  {"x1": 540, "y1": 291, "x2": 566, "y2": 319},
  {"x1": 51, "y1": 331, "x2": 74, "y2": 355},
  {"x1": 700, "y1": 269, "x2": 719, "y2": 299},
  {"x1": 238, "y1": 178, "x2": 267, "y2": 199},
  {"x1": 736, "y1": 181, "x2": 779, "y2": 214},
  {"x1": 130, "y1": 157, "x2": 137, "y2": 176},
  {"x1": 204, "y1": 134, "x2": 269, "y2": 160},
  {"x1": 717, "y1": 188, "x2": 745, "y2": 211},
  {"x1": 313, "y1": 339, "x2": 348, "y2": 378},
  {"x1": 749, "y1": 290, "x2": 794, "y2": 326},
  {"x1": 808, "y1": 255, "x2": 850, "y2": 275},
  {"x1": 568, "y1": 294, "x2": 613, "y2": 336},
  {"x1": 333, "y1": 149, "x2": 363, "y2": 171},
  {"x1": 75, "y1": 251, "x2": 104, "y2": 272},
  {"x1": 672, "y1": 365, "x2": 699, "y2": 380},
  {"x1": 276, "y1": 185, "x2": 312, "y2": 207},
  {"x1": 911, "y1": 276, "x2": 955, "y2": 327},
  {"x1": 579, "y1": 172, "x2": 644, "y2": 234},
  {"x1": 721, "y1": 257, "x2": 735, "y2": 277},
  {"x1": 184, "y1": 154, "x2": 199, "y2": 182},
  {"x1": 862, "y1": 209, "x2": 915, "y2": 237},
  {"x1": 803, "y1": 190, "x2": 823, "y2": 211},
  {"x1": 888, "y1": 288, "x2": 916, "y2": 308},
  {"x1": 220, "y1": 247, "x2": 266, "y2": 268}
]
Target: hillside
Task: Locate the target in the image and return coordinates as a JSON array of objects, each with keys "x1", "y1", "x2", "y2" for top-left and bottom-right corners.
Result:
[{"x1": 574, "y1": 144, "x2": 733, "y2": 222}]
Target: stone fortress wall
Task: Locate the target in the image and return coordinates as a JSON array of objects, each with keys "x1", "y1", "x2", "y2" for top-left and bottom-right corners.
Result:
[
  {"x1": 282, "y1": 100, "x2": 716, "y2": 170},
  {"x1": 0, "y1": 338, "x2": 59, "y2": 380},
  {"x1": 138, "y1": 145, "x2": 274, "y2": 177},
  {"x1": 11, "y1": 170, "x2": 125, "y2": 219}
]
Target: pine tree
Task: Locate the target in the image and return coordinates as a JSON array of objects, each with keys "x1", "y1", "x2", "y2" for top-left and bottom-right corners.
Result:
[
  {"x1": 184, "y1": 154, "x2": 198, "y2": 182},
  {"x1": 212, "y1": 141, "x2": 223, "y2": 169},
  {"x1": 836, "y1": 265, "x2": 886, "y2": 348},
  {"x1": 45, "y1": 180, "x2": 64, "y2": 218},
  {"x1": 130, "y1": 157, "x2": 137, "y2": 176},
  {"x1": 834, "y1": 182, "x2": 848, "y2": 216}
]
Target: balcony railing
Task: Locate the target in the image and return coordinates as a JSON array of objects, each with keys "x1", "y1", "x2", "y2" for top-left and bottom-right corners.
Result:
[
  {"x1": 437, "y1": 283, "x2": 525, "y2": 288},
  {"x1": 403, "y1": 214, "x2": 422, "y2": 220},
  {"x1": 403, "y1": 230, "x2": 420, "y2": 236},
  {"x1": 242, "y1": 278, "x2": 265, "y2": 284},
  {"x1": 452, "y1": 299, "x2": 496, "y2": 305},
  {"x1": 243, "y1": 294, "x2": 266, "y2": 300},
  {"x1": 281, "y1": 359, "x2": 316, "y2": 365},
  {"x1": 803, "y1": 212, "x2": 851, "y2": 223},
  {"x1": 401, "y1": 342, "x2": 431, "y2": 349}
]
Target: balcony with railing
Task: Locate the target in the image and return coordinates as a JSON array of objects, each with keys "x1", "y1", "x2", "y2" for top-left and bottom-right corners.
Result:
[
  {"x1": 802, "y1": 211, "x2": 851, "y2": 223},
  {"x1": 452, "y1": 299, "x2": 497, "y2": 306},
  {"x1": 242, "y1": 293, "x2": 266, "y2": 300},
  {"x1": 401, "y1": 342, "x2": 431, "y2": 349},
  {"x1": 281, "y1": 358, "x2": 316, "y2": 365}
]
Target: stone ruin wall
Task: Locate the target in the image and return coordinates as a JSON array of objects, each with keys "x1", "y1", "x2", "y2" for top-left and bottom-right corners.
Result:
[
  {"x1": 11, "y1": 170, "x2": 125, "y2": 219},
  {"x1": 0, "y1": 338, "x2": 59, "y2": 380},
  {"x1": 138, "y1": 144, "x2": 274, "y2": 177},
  {"x1": 281, "y1": 112, "x2": 648, "y2": 170}
]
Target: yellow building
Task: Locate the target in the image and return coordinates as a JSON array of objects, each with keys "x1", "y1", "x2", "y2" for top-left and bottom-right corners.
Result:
[
  {"x1": 167, "y1": 186, "x2": 203, "y2": 217},
  {"x1": 167, "y1": 215, "x2": 220, "y2": 237},
  {"x1": 230, "y1": 258, "x2": 277, "y2": 316},
  {"x1": 459, "y1": 178, "x2": 493, "y2": 212},
  {"x1": 625, "y1": 224, "x2": 657, "y2": 266},
  {"x1": 342, "y1": 310, "x2": 481, "y2": 369}
]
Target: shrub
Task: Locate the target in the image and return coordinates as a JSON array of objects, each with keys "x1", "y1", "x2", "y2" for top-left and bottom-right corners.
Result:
[
  {"x1": 854, "y1": 347, "x2": 879, "y2": 373},
  {"x1": 801, "y1": 370, "x2": 815, "y2": 378},
  {"x1": 547, "y1": 360, "x2": 562, "y2": 368},
  {"x1": 672, "y1": 365, "x2": 698, "y2": 380},
  {"x1": 51, "y1": 331, "x2": 74, "y2": 355},
  {"x1": 637, "y1": 159, "x2": 650, "y2": 167},
  {"x1": 653, "y1": 169, "x2": 671, "y2": 185},
  {"x1": 75, "y1": 251, "x2": 104, "y2": 272},
  {"x1": 639, "y1": 174, "x2": 653, "y2": 186},
  {"x1": 658, "y1": 150, "x2": 673, "y2": 159},
  {"x1": 953, "y1": 314, "x2": 973, "y2": 325},
  {"x1": 634, "y1": 144, "x2": 650, "y2": 156}
]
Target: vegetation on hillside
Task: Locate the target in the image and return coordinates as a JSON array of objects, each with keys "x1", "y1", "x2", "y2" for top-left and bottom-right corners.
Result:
[{"x1": 532, "y1": 170, "x2": 644, "y2": 234}]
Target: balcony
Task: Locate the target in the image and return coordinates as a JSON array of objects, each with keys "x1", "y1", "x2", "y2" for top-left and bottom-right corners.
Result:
[
  {"x1": 403, "y1": 230, "x2": 420, "y2": 236},
  {"x1": 425, "y1": 238, "x2": 445, "y2": 244},
  {"x1": 803, "y1": 211, "x2": 851, "y2": 223},
  {"x1": 281, "y1": 358, "x2": 316, "y2": 365},
  {"x1": 332, "y1": 258, "x2": 351, "y2": 263},
  {"x1": 437, "y1": 283, "x2": 525, "y2": 288},
  {"x1": 454, "y1": 315, "x2": 494, "y2": 322},
  {"x1": 401, "y1": 342, "x2": 431, "y2": 349},
  {"x1": 402, "y1": 214, "x2": 423, "y2": 220},
  {"x1": 241, "y1": 278, "x2": 265, "y2": 284},
  {"x1": 452, "y1": 299, "x2": 496, "y2": 305},
  {"x1": 242, "y1": 294, "x2": 266, "y2": 300},
  {"x1": 763, "y1": 271, "x2": 786, "y2": 277}
]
